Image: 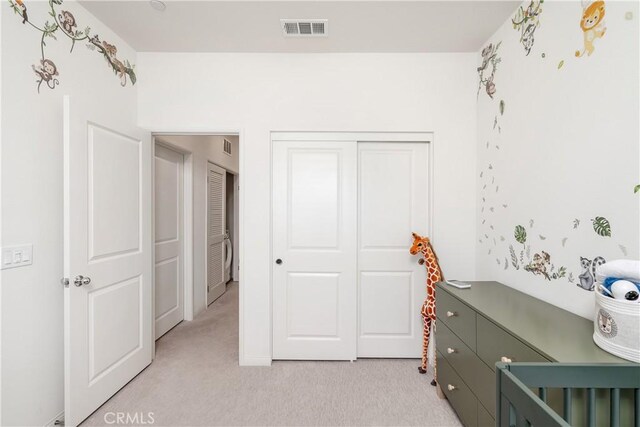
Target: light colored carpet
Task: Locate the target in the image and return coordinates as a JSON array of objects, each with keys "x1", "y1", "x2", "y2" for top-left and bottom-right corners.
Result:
[{"x1": 82, "y1": 282, "x2": 462, "y2": 426}]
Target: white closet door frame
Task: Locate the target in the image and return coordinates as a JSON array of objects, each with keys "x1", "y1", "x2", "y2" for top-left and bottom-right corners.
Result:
[{"x1": 270, "y1": 131, "x2": 434, "y2": 361}]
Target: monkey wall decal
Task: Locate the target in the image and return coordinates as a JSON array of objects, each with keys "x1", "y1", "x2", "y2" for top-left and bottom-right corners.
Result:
[
  {"x1": 58, "y1": 10, "x2": 77, "y2": 35},
  {"x1": 32, "y1": 59, "x2": 60, "y2": 93},
  {"x1": 8, "y1": 0, "x2": 137, "y2": 92},
  {"x1": 477, "y1": 42, "x2": 502, "y2": 99}
]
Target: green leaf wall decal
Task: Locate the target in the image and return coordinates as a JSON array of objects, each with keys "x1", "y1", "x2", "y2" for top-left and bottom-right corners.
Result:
[
  {"x1": 591, "y1": 216, "x2": 611, "y2": 237},
  {"x1": 514, "y1": 225, "x2": 527, "y2": 244}
]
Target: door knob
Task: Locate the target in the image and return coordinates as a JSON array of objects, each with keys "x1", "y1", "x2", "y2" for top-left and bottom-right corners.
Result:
[
  {"x1": 500, "y1": 356, "x2": 512, "y2": 363},
  {"x1": 447, "y1": 347, "x2": 456, "y2": 354},
  {"x1": 447, "y1": 384, "x2": 457, "y2": 391},
  {"x1": 275, "y1": 259, "x2": 283, "y2": 265},
  {"x1": 446, "y1": 311, "x2": 457, "y2": 317},
  {"x1": 74, "y1": 275, "x2": 91, "y2": 287}
]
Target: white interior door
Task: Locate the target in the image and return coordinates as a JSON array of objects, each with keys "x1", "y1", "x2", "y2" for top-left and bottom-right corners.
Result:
[
  {"x1": 154, "y1": 144, "x2": 184, "y2": 339},
  {"x1": 272, "y1": 140, "x2": 357, "y2": 360},
  {"x1": 357, "y1": 142, "x2": 429, "y2": 357},
  {"x1": 63, "y1": 96, "x2": 152, "y2": 426},
  {"x1": 207, "y1": 162, "x2": 226, "y2": 305}
]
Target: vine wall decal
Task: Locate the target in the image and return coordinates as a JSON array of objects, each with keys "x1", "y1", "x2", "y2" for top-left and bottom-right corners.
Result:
[
  {"x1": 8, "y1": 0, "x2": 136, "y2": 92},
  {"x1": 512, "y1": 0, "x2": 544, "y2": 55}
]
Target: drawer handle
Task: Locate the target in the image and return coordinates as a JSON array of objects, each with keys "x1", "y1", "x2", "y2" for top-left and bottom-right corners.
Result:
[
  {"x1": 446, "y1": 311, "x2": 457, "y2": 317},
  {"x1": 501, "y1": 356, "x2": 513, "y2": 363},
  {"x1": 447, "y1": 347, "x2": 456, "y2": 354},
  {"x1": 447, "y1": 384, "x2": 457, "y2": 391}
]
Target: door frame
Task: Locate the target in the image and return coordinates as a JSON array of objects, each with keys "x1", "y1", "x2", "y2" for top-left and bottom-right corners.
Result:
[
  {"x1": 269, "y1": 131, "x2": 434, "y2": 361},
  {"x1": 149, "y1": 130, "x2": 245, "y2": 364}
]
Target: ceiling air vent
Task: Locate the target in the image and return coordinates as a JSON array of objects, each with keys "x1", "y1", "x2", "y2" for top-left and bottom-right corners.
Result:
[
  {"x1": 281, "y1": 19, "x2": 328, "y2": 37},
  {"x1": 223, "y1": 139, "x2": 232, "y2": 156}
]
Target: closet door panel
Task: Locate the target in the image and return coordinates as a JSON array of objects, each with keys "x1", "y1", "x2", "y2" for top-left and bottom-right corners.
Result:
[
  {"x1": 272, "y1": 140, "x2": 357, "y2": 360},
  {"x1": 357, "y1": 142, "x2": 429, "y2": 358}
]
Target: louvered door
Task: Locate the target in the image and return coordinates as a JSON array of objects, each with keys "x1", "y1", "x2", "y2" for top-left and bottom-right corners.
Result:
[{"x1": 207, "y1": 162, "x2": 226, "y2": 305}]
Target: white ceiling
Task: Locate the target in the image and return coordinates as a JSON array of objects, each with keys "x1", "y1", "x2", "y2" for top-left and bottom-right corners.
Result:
[{"x1": 80, "y1": 1, "x2": 520, "y2": 53}]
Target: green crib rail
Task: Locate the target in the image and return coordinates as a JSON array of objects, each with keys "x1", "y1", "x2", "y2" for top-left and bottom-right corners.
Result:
[{"x1": 496, "y1": 363, "x2": 640, "y2": 427}]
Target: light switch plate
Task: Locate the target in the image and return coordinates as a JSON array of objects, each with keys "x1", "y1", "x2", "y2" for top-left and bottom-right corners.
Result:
[{"x1": 1, "y1": 245, "x2": 33, "y2": 269}]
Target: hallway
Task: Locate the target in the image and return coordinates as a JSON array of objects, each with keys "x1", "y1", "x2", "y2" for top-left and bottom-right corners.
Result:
[{"x1": 82, "y1": 283, "x2": 460, "y2": 426}]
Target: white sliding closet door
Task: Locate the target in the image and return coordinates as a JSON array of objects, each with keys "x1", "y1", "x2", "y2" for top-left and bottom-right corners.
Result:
[
  {"x1": 207, "y1": 162, "x2": 226, "y2": 306},
  {"x1": 272, "y1": 140, "x2": 357, "y2": 360},
  {"x1": 154, "y1": 144, "x2": 184, "y2": 339},
  {"x1": 357, "y1": 142, "x2": 429, "y2": 357}
]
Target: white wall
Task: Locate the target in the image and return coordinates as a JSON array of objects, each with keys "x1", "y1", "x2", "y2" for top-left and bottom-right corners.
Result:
[
  {"x1": 475, "y1": 0, "x2": 640, "y2": 319},
  {"x1": 0, "y1": 1, "x2": 137, "y2": 424},
  {"x1": 138, "y1": 53, "x2": 479, "y2": 364},
  {"x1": 157, "y1": 135, "x2": 239, "y2": 175},
  {"x1": 155, "y1": 134, "x2": 239, "y2": 316}
]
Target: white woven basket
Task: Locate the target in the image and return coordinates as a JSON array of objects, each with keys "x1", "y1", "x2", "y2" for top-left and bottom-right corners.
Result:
[{"x1": 593, "y1": 286, "x2": 640, "y2": 363}]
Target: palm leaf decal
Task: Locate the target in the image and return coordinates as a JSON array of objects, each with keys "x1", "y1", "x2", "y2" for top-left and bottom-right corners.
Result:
[
  {"x1": 591, "y1": 216, "x2": 611, "y2": 237},
  {"x1": 514, "y1": 225, "x2": 527, "y2": 244}
]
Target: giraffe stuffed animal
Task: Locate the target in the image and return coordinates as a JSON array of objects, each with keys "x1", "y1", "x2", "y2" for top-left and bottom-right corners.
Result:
[{"x1": 409, "y1": 232, "x2": 444, "y2": 387}]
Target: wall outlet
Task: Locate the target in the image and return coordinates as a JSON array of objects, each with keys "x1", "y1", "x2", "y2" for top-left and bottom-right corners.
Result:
[{"x1": 1, "y1": 244, "x2": 33, "y2": 269}]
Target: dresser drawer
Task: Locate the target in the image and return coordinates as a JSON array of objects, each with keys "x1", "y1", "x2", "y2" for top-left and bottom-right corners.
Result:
[
  {"x1": 438, "y1": 352, "x2": 478, "y2": 427},
  {"x1": 476, "y1": 361, "x2": 496, "y2": 418},
  {"x1": 477, "y1": 402, "x2": 494, "y2": 427},
  {"x1": 436, "y1": 288, "x2": 477, "y2": 351},
  {"x1": 477, "y1": 315, "x2": 549, "y2": 370},
  {"x1": 437, "y1": 321, "x2": 485, "y2": 398}
]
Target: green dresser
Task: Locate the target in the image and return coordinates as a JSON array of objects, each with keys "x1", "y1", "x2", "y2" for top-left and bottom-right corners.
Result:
[{"x1": 435, "y1": 281, "x2": 626, "y2": 427}]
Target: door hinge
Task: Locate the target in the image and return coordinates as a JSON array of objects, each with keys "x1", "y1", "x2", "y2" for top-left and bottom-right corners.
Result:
[{"x1": 61, "y1": 277, "x2": 69, "y2": 288}]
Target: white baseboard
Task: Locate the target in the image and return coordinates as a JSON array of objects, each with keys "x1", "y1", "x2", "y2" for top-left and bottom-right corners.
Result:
[
  {"x1": 239, "y1": 356, "x2": 272, "y2": 366},
  {"x1": 44, "y1": 410, "x2": 64, "y2": 427}
]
